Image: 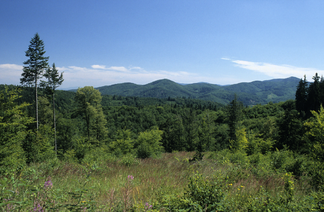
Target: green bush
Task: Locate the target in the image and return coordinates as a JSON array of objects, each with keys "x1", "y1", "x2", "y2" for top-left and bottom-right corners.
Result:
[
  {"x1": 135, "y1": 126, "x2": 164, "y2": 159},
  {"x1": 285, "y1": 156, "x2": 306, "y2": 177},
  {"x1": 228, "y1": 150, "x2": 249, "y2": 166},
  {"x1": 157, "y1": 172, "x2": 226, "y2": 211},
  {"x1": 271, "y1": 149, "x2": 293, "y2": 171},
  {"x1": 309, "y1": 161, "x2": 324, "y2": 190},
  {"x1": 311, "y1": 191, "x2": 324, "y2": 211},
  {"x1": 119, "y1": 154, "x2": 139, "y2": 167},
  {"x1": 185, "y1": 172, "x2": 225, "y2": 207},
  {"x1": 108, "y1": 129, "x2": 134, "y2": 157},
  {"x1": 246, "y1": 132, "x2": 274, "y2": 155},
  {"x1": 63, "y1": 149, "x2": 78, "y2": 163},
  {"x1": 82, "y1": 146, "x2": 115, "y2": 170}
]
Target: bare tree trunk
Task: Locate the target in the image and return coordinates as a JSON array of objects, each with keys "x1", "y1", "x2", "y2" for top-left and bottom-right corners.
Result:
[
  {"x1": 53, "y1": 93, "x2": 57, "y2": 155},
  {"x1": 35, "y1": 77, "x2": 38, "y2": 130}
]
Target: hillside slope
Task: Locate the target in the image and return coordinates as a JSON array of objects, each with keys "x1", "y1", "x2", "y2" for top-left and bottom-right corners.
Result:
[{"x1": 97, "y1": 77, "x2": 300, "y2": 105}]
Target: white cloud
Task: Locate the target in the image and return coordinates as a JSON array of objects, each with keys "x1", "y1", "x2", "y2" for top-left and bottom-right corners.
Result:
[
  {"x1": 129, "y1": 66, "x2": 142, "y2": 70},
  {"x1": 91, "y1": 65, "x2": 106, "y2": 69},
  {"x1": 223, "y1": 58, "x2": 324, "y2": 79},
  {"x1": 50, "y1": 64, "x2": 223, "y2": 89},
  {"x1": 0, "y1": 64, "x2": 23, "y2": 70},
  {"x1": 91, "y1": 65, "x2": 128, "y2": 72},
  {"x1": 0, "y1": 64, "x2": 23, "y2": 85},
  {"x1": 0, "y1": 62, "x2": 266, "y2": 89},
  {"x1": 107, "y1": 66, "x2": 128, "y2": 72}
]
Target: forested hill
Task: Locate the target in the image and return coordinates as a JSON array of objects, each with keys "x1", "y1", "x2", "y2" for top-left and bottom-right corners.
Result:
[{"x1": 96, "y1": 77, "x2": 300, "y2": 105}]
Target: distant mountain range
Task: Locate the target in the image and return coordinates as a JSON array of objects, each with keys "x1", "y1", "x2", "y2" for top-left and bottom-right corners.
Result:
[{"x1": 94, "y1": 77, "x2": 300, "y2": 106}]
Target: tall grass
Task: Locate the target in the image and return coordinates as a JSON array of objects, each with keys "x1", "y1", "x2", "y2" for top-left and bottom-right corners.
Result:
[{"x1": 0, "y1": 151, "x2": 321, "y2": 211}]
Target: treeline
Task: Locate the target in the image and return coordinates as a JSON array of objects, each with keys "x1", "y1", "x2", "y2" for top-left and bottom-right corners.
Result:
[
  {"x1": 0, "y1": 84, "x2": 295, "y2": 165},
  {"x1": 0, "y1": 84, "x2": 225, "y2": 166},
  {"x1": 2, "y1": 73, "x2": 324, "y2": 166},
  {"x1": 296, "y1": 73, "x2": 324, "y2": 118}
]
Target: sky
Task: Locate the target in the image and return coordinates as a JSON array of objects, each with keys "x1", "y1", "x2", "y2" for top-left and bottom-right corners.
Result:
[{"x1": 1, "y1": 0, "x2": 324, "y2": 89}]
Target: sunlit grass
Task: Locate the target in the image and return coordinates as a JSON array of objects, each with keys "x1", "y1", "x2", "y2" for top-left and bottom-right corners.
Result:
[{"x1": 0, "y1": 151, "x2": 317, "y2": 211}]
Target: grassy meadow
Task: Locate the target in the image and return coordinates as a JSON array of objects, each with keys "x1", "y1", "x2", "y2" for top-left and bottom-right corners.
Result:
[{"x1": 1, "y1": 150, "x2": 323, "y2": 211}]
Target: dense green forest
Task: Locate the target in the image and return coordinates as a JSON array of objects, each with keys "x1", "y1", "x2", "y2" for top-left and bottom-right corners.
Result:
[{"x1": 3, "y1": 34, "x2": 324, "y2": 211}]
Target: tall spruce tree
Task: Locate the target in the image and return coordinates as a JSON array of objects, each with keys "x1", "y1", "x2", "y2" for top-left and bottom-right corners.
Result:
[
  {"x1": 295, "y1": 75, "x2": 308, "y2": 118},
  {"x1": 320, "y1": 76, "x2": 324, "y2": 107},
  {"x1": 40, "y1": 63, "x2": 64, "y2": 154},
  {"x1": 278, "y1": 101, "x2": 303, "y2": 151},
  {"x1": 20, "y1": 33, "x2": 49, "y2": 130},
  {"x1": 307, "y1": 73, "x2": 321, "y2": 115},
  {"x1": 183, "y1": 108, "x2": 199, "y2": 151},
  {"x1": 227, "y1": 94, "x2": 243, "y2": 142}
]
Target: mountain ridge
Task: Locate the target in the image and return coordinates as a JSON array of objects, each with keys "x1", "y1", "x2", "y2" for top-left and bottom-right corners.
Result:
[{"x1": 95, "y1": 77, "x2": 300, "y2": 106}]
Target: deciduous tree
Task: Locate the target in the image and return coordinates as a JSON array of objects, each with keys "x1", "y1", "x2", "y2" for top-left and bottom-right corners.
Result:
[
  {"x1": 304, "y1": 105, "x2": 324, "y2": 161},
  {"x1": 135, "y1": 126, "x2": 163, "y2": 158},
  {"x1": 75, "y1": 86, "x2": 107, "y2": 141}
]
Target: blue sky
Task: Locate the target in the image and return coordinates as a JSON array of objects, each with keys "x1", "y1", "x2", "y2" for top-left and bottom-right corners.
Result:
[{"x1": 1, "y1": 0, "x2": 324, "y2": 89}]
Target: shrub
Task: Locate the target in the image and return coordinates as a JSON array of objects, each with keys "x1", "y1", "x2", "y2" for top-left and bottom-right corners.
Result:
[
  {"x1": 271, "y1": 149, "x2": 293, "y2": 171},
  {"x1": 308, "y1": 161, "x2": 324, "y2": 190},
  {"x1": 246, "y1": 132, "x2": 274, "y2": 155},
  {"x1": 228, "y1": 150, "x2": 249, "y2": 166},
  {"x1": 63, "y1": 149, "x2": 78, "y2": 163},
  {"x1": 285, "y1": 156, "x2": 306, "y2": 177},
  {"x1": 136, "y1": 126, "x2": 164, "y2": 159},
  {"x1": 185, "y1": 172, "x2": 225, "y2": 207},
  {"x1": 82, "y1": 146, "x2": 115, "y2": 170},
  {"x1": 119, "y1": 154, "x2": 139, "y2": 167},
  {"x1": 108, "y1": 129, "x2": 134, "y2": 157}
]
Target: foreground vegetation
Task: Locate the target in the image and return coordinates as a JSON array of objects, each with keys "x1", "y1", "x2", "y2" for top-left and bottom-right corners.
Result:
[{"x1": 2, "y1": 150, "x2": 324, "y2": 211}]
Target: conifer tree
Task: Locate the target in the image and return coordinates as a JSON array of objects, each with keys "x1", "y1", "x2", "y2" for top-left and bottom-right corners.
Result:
[
  {"x1": 40, "y1": 63, "x2": 64, "y2": 154},
  {"x1": 20, "y1": 33, "x2": 49, "y2": 130},
  {"x1": 307, "y1": 73, "x2": 321, "y2": 114},
  {"x1": 227, "y1": 94, "x2": 243, "y2": 142},
  {"x1": 0, "y1": 86, "x2": 34, "y2": 172},
  {"x1": 183, "y1": 108, "x2": 199, "y2": 151},
  {"x1": 161, "y1": 114, "x2": 185, "y2": 152},
  {"x1": 320, "y1": 76, "x2": 324, "y2": 106},
  {"x1": 278, "y1": 105, "x2": 303, "y2": 151},
  {"x1": 198, "y1": 110, "x2": 216, "y2": 152},
  {"x1": 295, "y1": 75, "x2": 308, "y2": 117}
]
